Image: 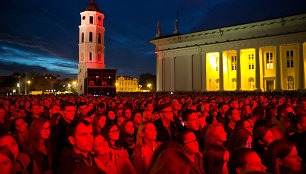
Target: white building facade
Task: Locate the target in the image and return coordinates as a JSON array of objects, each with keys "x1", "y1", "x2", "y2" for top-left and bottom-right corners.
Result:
[
  {"x1": 78, "y1": 0, "x2": 105, "y2": 94},
  {"x1": 151, "y1": 14, "x2": 306, "y2": 92}
]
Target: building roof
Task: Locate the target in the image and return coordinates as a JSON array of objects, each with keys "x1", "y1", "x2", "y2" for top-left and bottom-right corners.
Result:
[{"x1": 85, "y1": 0, "x2": 100, "y2": 12}]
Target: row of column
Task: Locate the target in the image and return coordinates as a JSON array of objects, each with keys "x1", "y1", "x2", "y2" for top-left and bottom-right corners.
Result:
[{"x1": 202, "y1": 43, "x2": 304, "y2": 91}]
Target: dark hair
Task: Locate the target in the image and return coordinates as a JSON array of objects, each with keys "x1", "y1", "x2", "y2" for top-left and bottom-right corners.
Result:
[
  {"x1": 263, "y1": 140, "x2": 296, "y2": 174},
  {"x1": 158, "y1": 103, "x2": 172, "y2": 112},
  {"x1": 102, "y1": 122, "x2": 120, "y2": 148},
  {"x1": 218, "y1": 102, "x2": 227, "y2": 109},
  {"x1": 181, "y1": 109, "x2": 197, "y2": 122},
  {"x1": 61, "y1": 101, "x2": 75, "y2": 111},
  {"x1": 228, "y1": 148, "x2": 256, "y2": 174},
  {"x1": 203, "y1": 144, "x2": 227, "y2": 174},
  {"x1": 11, "y1": 117, "x2": 28, "y2": 132},
  {"x1": 227, "y1": 128, "x2": 252, "y2": 153},
  {"x1": 92, "y1": 113, "x2": 107, "y2": 135},
  {"x1": 0, "y1": 146, "x2": 15, "y2": 163},
  {"x1": 67, "y1": 119, "x2": 91, "y2": 138},
  {"x1": 176, "y1": 129, "x2": 193, "y2": 145}
]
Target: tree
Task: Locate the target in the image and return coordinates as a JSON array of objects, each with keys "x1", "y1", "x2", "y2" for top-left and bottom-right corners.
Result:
[{"x1": 139, "y1": 73, "x2": 156, "y2": 91}]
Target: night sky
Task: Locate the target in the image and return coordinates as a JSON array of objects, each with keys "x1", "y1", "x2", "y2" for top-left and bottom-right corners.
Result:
[{"x1": 1, "y1": 0, "x2": 306, "y2": 79}]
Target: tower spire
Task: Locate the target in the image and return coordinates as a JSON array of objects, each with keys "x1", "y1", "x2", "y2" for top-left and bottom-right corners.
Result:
[{"x1": 174, "y1": 12, "x2": 179, "y2": 34}]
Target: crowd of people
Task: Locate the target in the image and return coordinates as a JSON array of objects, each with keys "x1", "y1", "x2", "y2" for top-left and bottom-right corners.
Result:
[{"x1": 0, "y1": 92, "x2": 305, "y2": 174}]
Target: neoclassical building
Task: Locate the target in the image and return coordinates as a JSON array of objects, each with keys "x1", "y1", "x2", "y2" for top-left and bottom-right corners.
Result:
[
  {"x1": 116, "y1": 76, "x2": 140, "y2": 92},
  {"x1": 151, "y1": 14, "x2": 306, "y2": 92}
]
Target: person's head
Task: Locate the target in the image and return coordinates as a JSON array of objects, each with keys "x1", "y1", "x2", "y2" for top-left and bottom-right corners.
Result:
[
  {"x1": 182, "y1": 109, "x2": 199, "y2": 131},
  {"x1": 136, "y1": 121, "x2": 157, "y2": 146},
  {"x1": 97, "y1": 102, "x2": 106, "y2": 113},
  {"x1": 242, "y1": 105, "x2": 252, "y2": 115},
  {"x1": 121, "y1": 120, "x2": 135, "y2": 136},
  {"x1": 159, "y1": 103, "x2": 173, "y2": 122},
  {"x1": 218, "y1": 102, "x2": 229, "y2": 115},
  {"x1": 92, "y1": 113, "x2": 107, "y2": 135},
  {"x1": 116, "y1": 116, "x2": 125, "y2": 128},
  {"x1": 200, "y1": 102, "x2": 210, "y2": 113},
  {"x1": 78, "y1": 102, "x2": 88, "y2": 116},
  {"x1": 171, "y1": 99, "x2": 181, "y2": 112},
  {"x1": 107, "y1": 110, "x2": 116, "y2": 120},
  {"x1": 205, "y1": 123, "x2": 227, "y2": 146},
  {"x1": 61, "y1": 102, "x2": 76, "y2": 122},
  {"x1": 230, "y1": 100, "x2": 239, "y2": 109},
  {"x1": 67, "y1": 119, "x2": 93, "y2": 155},
  {"x1": 102, "y1": 122, "x2": 120, "y2": 148},
  {"x1": 142, "y1": 110, "x2": 152, "y2": 122},
  {"x1": 291, "y1": 113, "x2": 306, "y2": 133},
  {"x1": 0, "y1": 133, "x2": 19, "y2": 160},
  {"x1": 227, "y1": 128, "x2": 252, "y2": 153},
  {"x1": 133, "y1": 112, "x2": 142, "y2": 126},
  {"x1": 124, "y1": 108, "x2": 132, "y2": 119},
  {"x1": 148, "y1": 148, "x2": 193, "y2": 174},
  {"x1": 241, "y1": 120, "x2": 254, "y2": 134},
  {"x1": 93, "y1": 134, "x2": 111, "y2": 156},
  {"x1": 203, "y1": 144, "x2": 229, "y2": 174},
  {"x1": 0, "y1": 108, "x2": 5, "y2": 124},
  {"x1": 228, "y1": 148, "x2": 266, "y2": 174},
  {"x1": 177, "y1": 130, "x2": 199, "y2": 155},
  {"x1": 145, "y1": 102, "x2": 154, "y2": 113},
  {"x1": 227, "y1": 108, "x2": 241, "y2": 123},
  {"x1": 0, "y1": 146, "x2": 14, "y2": 174},
  {"x1": 13, "y1": 117, "x2": 28, "y2": 133},
  {"x1": 49, "y1": 105, "x2": 60, "y2": 117},
  {"x1": 253, "y1": 127, "x2": 275, "y2": 150},
  {"x1": 263, "y1": 140, "x2": 301, "y2": 174},
  {"x1": 31, "y1": 104, "x2": 40, "y2": 117}
]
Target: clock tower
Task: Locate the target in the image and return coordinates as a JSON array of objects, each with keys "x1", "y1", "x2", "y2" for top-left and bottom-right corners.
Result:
[{"x1": 78, "y1": 0, "x2": 105, "y2": 94}]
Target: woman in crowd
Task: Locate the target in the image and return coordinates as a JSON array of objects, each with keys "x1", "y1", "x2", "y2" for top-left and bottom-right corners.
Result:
[
  {"x1": 132, "y1": 111, "x2": 142, "y2": 132},
  {"x1": 227, "y1": 128, "x2": 253, "y2": 153},
  {"x1": 124, "y1": 108, "x2": 132, "y2": 120},
  {"x1": 177, "y1": 130, "x2": 204, "y2": 174},
  {"x1": 203, "y1": 144, "x2": 229, "y2": 174},
  {"x1": 252, "y1": 126, "x2": 276, "y2": 158},
  {"x1": 22, "y1": 117, "x2": 56, "y2": 173},
  {"x1": 102, "y1": 122, "x2": 135, "y2": 174},
  {"x1": 119, "y1": 120, "x2": 136, "y2": 157},
  {"x1": 107, "y1": 110, "x2": 116, "y2": 123},
  {"x1": 0, "y1": 133, "x2": 40, "y2": 174},
  {"x1": 0, "y1": 146, "x2": 14, "y2": 174},
  {"x1": 93, "y1": 113, "x2": 107, "y2": 135},
  {"x1": 131, "y1": 121, "x2": 160, "y2": 174},
  {"x1": 117, "y1": 116, "x2": 126, "y2": 128},
  {"x1": 11, "y1": 117, "x2": 28, "y2": 148},
  {"x1": 228, "y1": 148, "x2": 267, "y2": 174},
  {"x1": 263, "y1": 140, "x2": 302, "y2": 174}
]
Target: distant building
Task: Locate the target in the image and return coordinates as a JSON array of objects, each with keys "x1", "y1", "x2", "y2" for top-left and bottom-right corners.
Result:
[
  {"x1": 77, "y1": 0, "x2": 116, "y2": 95},
  {"x1": 151, "y1": 14, "x2": 306, "y2": 92},
  {"x1": 116, "y1": 76, "x2": 140, "y2": 92}
]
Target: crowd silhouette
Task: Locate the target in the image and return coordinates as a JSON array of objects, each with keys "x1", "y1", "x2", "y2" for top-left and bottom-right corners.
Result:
[{"x1": 0, "y1": 92, "x2": 305, "y2": 174}]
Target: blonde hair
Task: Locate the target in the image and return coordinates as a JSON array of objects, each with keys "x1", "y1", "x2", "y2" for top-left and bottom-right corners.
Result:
[{"x1": 136, "y1": 121, "x2": 155, "y2": 147}]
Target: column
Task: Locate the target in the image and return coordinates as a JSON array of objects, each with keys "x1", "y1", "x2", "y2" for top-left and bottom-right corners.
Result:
[
  {"x1": 255, "y1": 48, "x2": 261, "y2": 91},
  {"x1": 219, "y1": 51, "x2": 224, "y2": 91},
  {"x1": 275, "y1": 45, "x2": 281, "y2": 91},
  {"x1": 236, "y1": 50, "x2": 241, "y2": 91},
  {"x1": 202, "y1": 52, "x2": 207, "y2": 91},
  {"x1": 298, "y1": 43, "x2": 305, "y2": 90}
]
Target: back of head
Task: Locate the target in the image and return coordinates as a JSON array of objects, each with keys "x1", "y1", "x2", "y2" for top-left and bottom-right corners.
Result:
[
  {"x1": 228, "y1": 148, "x2": 255, "y2": 174},
  {"x1": 203, "y1": 144, "x2": 227, "y2": 174}
]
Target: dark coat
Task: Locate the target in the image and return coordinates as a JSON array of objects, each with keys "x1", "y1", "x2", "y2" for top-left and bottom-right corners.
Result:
[{"x1": 153, "y1": 118, "x2": 178, "y2": 142}]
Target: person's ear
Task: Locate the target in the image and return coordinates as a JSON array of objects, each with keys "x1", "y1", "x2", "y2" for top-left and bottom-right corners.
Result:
[
  {"x1": 68, "y1": 136, "x2": 75, "y2": 146},
  {"x1": 297, "y1": 123, "x2": 302, "y2": 131},
  {"x1": 236, "y1": 167, "x2": 242, "y2": 174},
  {"x1": 258, "y1": 140, "x2": 264, "y2": 145}
]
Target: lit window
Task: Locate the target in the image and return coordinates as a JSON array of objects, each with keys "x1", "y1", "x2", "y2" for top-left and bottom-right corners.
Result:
[
  {"x1": 266, "y1": 52, "x2": 273, "y2": 69},
  {"x1": 89, "y1": 32, "x2": 92, "y2": 42},
  {"x1": 216, "y1": 57, "x2": 219, "y2": 72},
  {"x1": 248, "y1": 54, "x2": 255, "y2": 70},
  {"x1": 231, "y1": 56, "x2": 237, "y2": 70},
  {"x1": 286, "y1": 50, "x2": 294, "y2": 68}
]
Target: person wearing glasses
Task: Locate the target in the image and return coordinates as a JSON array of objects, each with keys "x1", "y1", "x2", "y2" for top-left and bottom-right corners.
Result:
[
  {"x1": 23, "y1": 117, "x2": 56, "y2": 173},
  {"x1": 153, "y1": 103, "x2": 178, "y2": 142},
  {"x1": 177, "y1": 130, "x2": 204, "y2": 174}
]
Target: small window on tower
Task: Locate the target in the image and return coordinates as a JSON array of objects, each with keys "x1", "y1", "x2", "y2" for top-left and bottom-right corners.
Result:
[
  {"x1": 89, "y1": 32, "x2": 92, "y2": 42},
  {"x1": 98, "y1": 16, "x2": 101, "y2": 21},
  {"x1": 90, "y1": 16, "x2": 93, "y2": 24},
  {"x1": 82, "y1": 16, "x2": 85, "y2": 20},
  {"x1": 81, "y1": 33, "x2": 84, "y2": 43},
  {"x1": 90, "y1": 52, "x2": 92, "y2": 61},
  {"x1": 98, "y1": 33, "x2": 101, "y2": 44}
]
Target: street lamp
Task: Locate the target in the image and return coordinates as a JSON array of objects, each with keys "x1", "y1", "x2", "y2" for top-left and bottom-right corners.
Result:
[
  {"x1": 27, "y1": 81, "x2": 31, "y2": 94},
  {"x1": 147, "y1": 83, "x2": 152, "y2": 88},
  {"x1": 73, "y1": 81, "x2": 77, "y2": 86},
  {"x1": 17, "y1": 83, "x2": 20, "y2": 94}
]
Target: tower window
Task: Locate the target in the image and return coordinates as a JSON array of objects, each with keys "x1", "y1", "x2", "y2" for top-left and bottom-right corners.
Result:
[
  {"x1": 81, "y1": 32, "x2": 84, "y2": 43},
  {"x1": 90, "y1": 52, "x2": 92, "y2": 61},
  {"x1": 266, "y1": 52, "x2": 273, "y2": 69},
  {"x1": 98, "y1": 16, "x2": 101, "y2": 21},
  {"x1": 98, "y1": 33, "x2": 101, "y2": 44},
  {"x1": 248, "y1": 54, "x2": 255, "y2": 70},
  {"x1": 231, "y1": 56, "x2": 237, "y2": 70},
  {"x1": 286, "y1": 50, "x2": 294, "y2": 68},
  {"x1": 90, "y1": 16, "x2": 93, "y2": 24},
  {"x1": 89, "y1": 32, "x2": 92, "y2": 42},
  {"x1": 82, "y1": 16, "x2": 85, "y2": 20}
]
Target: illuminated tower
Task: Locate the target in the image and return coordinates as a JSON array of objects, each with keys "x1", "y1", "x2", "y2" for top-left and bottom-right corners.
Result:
[{"x1": 78, "y1": 0, "x2": 105, "y2": 94}]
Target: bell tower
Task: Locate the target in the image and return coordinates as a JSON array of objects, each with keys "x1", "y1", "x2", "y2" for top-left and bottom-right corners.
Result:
[{"x1": 78, "y1": 0, "x2": 105, "y2": 94}]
